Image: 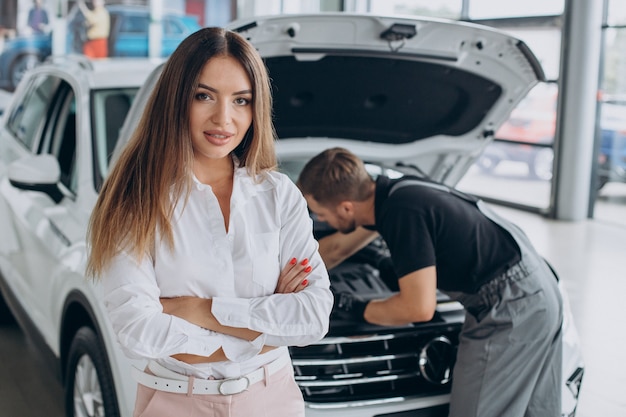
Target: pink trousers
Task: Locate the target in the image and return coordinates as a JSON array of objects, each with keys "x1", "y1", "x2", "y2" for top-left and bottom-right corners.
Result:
[{"x1": 133, "y1": 363, "x2": 305, "y2": 417}]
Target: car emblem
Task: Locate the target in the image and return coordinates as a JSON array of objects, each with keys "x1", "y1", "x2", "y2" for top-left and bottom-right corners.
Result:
[{"x1": 419, "y1": 336, "x2": 455, "y2": 385}]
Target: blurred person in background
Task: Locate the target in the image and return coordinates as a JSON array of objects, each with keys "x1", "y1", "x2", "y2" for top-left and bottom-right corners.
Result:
[
  {"x1": 77, "y1": 0, "x2": 109, "y2": 57},
  {"x1": 27, "y1": 0, "x2": 49, "y2": 34}
]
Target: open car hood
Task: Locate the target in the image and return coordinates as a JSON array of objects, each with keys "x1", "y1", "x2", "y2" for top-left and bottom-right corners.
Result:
[
  {"x1": 227, "y1": 13, "x2": 544, "y2": 186},
  {"x1": 118, "y1": 13, "x2": 544, "y2": 187}
]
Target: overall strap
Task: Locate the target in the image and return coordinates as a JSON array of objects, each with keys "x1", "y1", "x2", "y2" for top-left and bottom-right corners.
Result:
[{"x1": 388, "y1": 177, "x2": 480, "y2": 205}]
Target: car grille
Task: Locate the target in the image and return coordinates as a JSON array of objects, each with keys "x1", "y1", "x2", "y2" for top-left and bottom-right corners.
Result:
[{"x1": 289, "y1": 326, "x2": 460, "y2": 404}]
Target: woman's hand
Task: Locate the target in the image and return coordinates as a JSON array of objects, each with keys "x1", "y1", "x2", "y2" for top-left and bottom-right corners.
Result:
[{"x1": 275, "y1": 257, "x2": 312, "y2": 293}]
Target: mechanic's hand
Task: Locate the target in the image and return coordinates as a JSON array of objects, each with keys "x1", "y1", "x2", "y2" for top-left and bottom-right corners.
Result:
[
  {"x1": 275, "y1": 257, "x2": 313, "y2": 294},
  {"x1": 333, "y1": 292, "x2": 368, "y2": 322}
]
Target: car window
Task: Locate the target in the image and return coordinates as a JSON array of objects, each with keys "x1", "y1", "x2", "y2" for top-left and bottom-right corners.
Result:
[
  {"x1": 37, "y1": 81, "x2": 78, "y2": 195},
  {"x1": 55, "y1": 95, "x2": 78, "y2": 193},
  {"x1": 119, "y1": 15, "x2": 148, "y2": 34},
  {"x1": 6, "y1": 75, "x2": 60, "y2": 150},
  {"x1": 91, "y1": 88, "x2": 138, "y2": 191},
  {"x1": 164, "y1": 18, "x2": 184, "y2": 35}
]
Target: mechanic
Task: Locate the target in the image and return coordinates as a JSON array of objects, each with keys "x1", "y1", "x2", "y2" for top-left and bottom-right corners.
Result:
[{"x1": 297, "y1": 147, "x2": 563, "y2": 417}]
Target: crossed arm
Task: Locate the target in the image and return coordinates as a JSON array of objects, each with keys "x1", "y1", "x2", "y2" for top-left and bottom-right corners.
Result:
[{"x1": 160, "y1": 257, "x2": 312, "y2": 363}]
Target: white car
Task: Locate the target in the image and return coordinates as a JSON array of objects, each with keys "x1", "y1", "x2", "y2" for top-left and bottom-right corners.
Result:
[
  {"x1": 0, "y1": 55, "x2": 160, "y2": 417},
  {"x1": 0, "y1": 13, "x2": 583, "y2": 417}
]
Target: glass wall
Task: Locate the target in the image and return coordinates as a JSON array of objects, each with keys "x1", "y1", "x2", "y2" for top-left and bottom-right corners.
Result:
[
  {"x1": 593, "y1": 0, "x2": 626, "y2": 227},
  {"x1": 366, "y1": 0, "x2": 462, "y2": 19},
  {"x1": 456, "y1": 15, "x2": 562, "y2": 212}
]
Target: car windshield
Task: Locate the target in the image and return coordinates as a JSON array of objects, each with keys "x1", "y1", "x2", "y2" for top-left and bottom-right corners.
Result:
[{"x1": 91, "y1": 88, "x2": 139, "y2": 190}]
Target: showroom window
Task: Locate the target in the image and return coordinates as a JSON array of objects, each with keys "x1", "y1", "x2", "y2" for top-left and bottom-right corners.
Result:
[
  {"x1": 456, "y1": 13, "x2": 563, "y2": 211},
  {"x1": 467, "y1": 0, "x2": 563, "y2": 19},
  {"x1": 592, "y1": 0, "x2": 626, "y2": 227},
  {"x1": 366, "y1": 0, "x2": 462, "y2": 19}
]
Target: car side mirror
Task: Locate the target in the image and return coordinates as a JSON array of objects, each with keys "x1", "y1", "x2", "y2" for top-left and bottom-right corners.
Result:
[{"x1": 8, "y1": 154, "x2": 63, "y2": 203}]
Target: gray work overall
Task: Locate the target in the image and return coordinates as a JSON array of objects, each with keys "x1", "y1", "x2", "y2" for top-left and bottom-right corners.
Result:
[{"x1": 390, "y1": 180, "x2": 563, "y2": 417}]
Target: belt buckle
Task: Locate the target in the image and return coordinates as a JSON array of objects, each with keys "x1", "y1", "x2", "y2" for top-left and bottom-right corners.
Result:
[{"x1": 218, "y1": 376, "x2": 250, "y2": 395}]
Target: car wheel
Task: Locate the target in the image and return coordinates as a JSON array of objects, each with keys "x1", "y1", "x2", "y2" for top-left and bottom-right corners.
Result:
[
  {"x1": 65, "y1": 327, "x2": 120, "y2": 417},
  {"x1": 529, "y1": 147, "x2": 554, "y2": 181},
  {"x1": 10, "y1": 53, "x2": 41, "y2": 90}
]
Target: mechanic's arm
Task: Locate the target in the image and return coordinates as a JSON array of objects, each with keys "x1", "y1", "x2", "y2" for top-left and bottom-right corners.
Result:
[
  {"x1": 364, "y1": 266, "x2": 438, "y2": 325},
  {"x1": 318, "y1": 227, "x2": 379, "y2": 269}
]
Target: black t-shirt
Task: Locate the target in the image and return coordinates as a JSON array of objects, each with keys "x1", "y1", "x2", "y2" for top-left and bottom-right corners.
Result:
[{"x1": 373, "y1": 176, "x2": 521, "y2": 293}]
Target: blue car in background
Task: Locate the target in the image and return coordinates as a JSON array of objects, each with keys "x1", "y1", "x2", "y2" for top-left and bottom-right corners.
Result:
[
  {"x1": 0, "y1": 5, "x2": 200, "y2": 91},
  {"x1": 598, "y1": 100, "x2": 626, "y2": 188}
]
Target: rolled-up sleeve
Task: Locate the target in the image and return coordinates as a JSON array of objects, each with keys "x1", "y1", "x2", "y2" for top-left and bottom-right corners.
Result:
[{"x1": 101, "y1": 251, "x2": 228, "y2": 360}]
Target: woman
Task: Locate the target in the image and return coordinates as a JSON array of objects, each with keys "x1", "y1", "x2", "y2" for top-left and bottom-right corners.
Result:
[
  {"x1": 87, "y1": 27, "x2": 333, "y2": 416},
  {"x1": 78, "y1": 0, "x2": 110, "y2": 58}
]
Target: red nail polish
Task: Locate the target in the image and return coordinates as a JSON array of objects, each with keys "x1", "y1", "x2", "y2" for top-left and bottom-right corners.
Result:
[
  {"x1": 301, "y1": 258, "x2": 309, "y2": 266},
  {"x1": 290, "y1": 258, "x2": 297, "y2": 265},
  {"x1": 301, "y1": 279, "x2": 308, "y2": 286},
  {"x1": 304, "y1": 266, "x2": 312, "y2": 273}
]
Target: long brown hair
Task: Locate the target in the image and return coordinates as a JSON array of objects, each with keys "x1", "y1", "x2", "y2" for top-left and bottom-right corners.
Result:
[{"x1": 87, "y1": 27, "x2": 277, "y2": 278}]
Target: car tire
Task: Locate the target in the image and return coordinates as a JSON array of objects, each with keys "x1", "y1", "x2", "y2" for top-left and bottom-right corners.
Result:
[
  {"x1": 10, "y1": 53, "x2": 41, "y2": 90},
  {"x1": 529, "y1": 147, "x2": 554, "y2": 181},
  {"x1": 65, "y1": 326, "x2": 120, "y2": 417}
]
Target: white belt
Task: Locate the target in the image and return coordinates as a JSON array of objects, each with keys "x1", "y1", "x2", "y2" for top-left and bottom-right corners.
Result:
[{"x1": 131, "y1": 354, "x2": 291, "y2": 396}]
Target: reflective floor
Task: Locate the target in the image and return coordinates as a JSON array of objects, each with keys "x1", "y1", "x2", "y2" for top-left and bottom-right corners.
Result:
[
  {"x1": 0, "y1": 199, "x2": 624, "y2": 417},
  {"x1": 494, "y1": 204, "x2": 626, "y2": 417},
  {"x1": 0, "y1": 316, "x2": 64, "y2": 417}
]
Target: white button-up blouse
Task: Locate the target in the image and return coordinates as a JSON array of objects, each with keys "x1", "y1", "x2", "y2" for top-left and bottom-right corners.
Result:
[{"x1": 100, "y1": 166, "x2": 333, "y2": 379}]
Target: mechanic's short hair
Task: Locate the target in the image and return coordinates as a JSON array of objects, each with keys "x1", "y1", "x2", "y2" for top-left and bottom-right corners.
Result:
[{"x1": 297, "y1": 147, "x2": 373, "y2": 205}]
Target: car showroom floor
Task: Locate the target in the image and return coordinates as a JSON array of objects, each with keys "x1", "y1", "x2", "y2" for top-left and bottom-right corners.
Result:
[{"x1": 0, "y1": 199, "x2": 625, "y2": 417}]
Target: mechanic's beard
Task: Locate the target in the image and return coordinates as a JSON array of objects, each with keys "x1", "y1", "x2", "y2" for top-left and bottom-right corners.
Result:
[{"x1": 337, "y1": 218, "x2": 357, "y2": 234}]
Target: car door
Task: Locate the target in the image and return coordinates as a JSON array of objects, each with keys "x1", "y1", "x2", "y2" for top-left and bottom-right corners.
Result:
[
  {"x1": 0, "y1": 73, "x2": 60, "y2": 320},
  {"x1": 0, "y1": 75, "x2": 83, "y2": 342}
]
